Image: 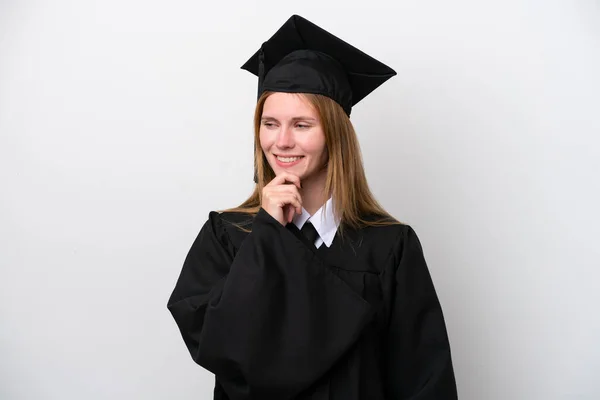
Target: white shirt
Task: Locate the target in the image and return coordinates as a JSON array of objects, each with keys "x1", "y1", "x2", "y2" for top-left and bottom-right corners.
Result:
[{"x1": 292, "y1": 197, "x2": 340, "y2": 249}]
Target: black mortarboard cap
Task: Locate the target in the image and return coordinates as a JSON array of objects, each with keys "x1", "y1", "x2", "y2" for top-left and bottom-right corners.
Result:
[
  {"x1": 242, "y1": 14, "x2": 396, "y2": 181},
  {"x1": 242, "y1": 14, "x2": 396, "y2": 115}
]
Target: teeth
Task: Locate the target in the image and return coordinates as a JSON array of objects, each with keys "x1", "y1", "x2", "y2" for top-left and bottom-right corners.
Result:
[{"x1": 277, "y1": 156, "x2": 302, "y2": 163}]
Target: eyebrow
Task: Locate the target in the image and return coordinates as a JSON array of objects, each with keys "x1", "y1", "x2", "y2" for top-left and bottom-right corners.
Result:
[{"x1": 261, "y1": 116, "x2": 318, "y2": 122}]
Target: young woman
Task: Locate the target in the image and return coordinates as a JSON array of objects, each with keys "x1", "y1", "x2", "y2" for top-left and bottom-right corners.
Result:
[{"x1": 168, "y1": 15, "x2": 458, "y2": 400}]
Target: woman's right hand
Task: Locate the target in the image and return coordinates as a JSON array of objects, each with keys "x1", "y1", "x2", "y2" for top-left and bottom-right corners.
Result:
[{"x1": 261, "y1": 172, "x2": 303, "y2": 226}]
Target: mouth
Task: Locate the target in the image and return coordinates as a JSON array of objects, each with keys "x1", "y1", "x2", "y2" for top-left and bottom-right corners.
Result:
[
  {"x1": 274, "y1": 154, "x2": 305, "y2": 167},
  {"x1": 275, "y1": 155, "x2": 304, "y2": 163}
]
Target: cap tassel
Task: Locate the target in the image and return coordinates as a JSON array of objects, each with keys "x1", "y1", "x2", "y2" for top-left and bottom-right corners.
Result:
[
  {"x1": 257, "y1": 45, "x2": 266, "y2": 98},
  {"x1": 254, "y1": 45, "x2": 266, "y2": 183}
]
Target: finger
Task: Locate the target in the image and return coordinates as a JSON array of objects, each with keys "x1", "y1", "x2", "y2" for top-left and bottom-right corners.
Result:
[
  {"x1": 274, "y1": 194, "x2": 302, "y2": 214},
  {"x1": 264, "y1": 187, "x2": 302, "y2": 207},
  {"x1": 286, "y1": 205, "x2": 295, "y2": 223},
  {"x1": 265, "y1": 185, "x2": 302, "y2": 201},
  {"x1": 263, "y1": 190, "x2": 303, "y2": 213},
  {"x1": 268, "y1": 172, "x2": 301, "y2": 189}
]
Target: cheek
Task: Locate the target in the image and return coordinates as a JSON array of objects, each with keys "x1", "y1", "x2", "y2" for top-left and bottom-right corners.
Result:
[
  {"x1": 303, "y1": 132, "x2": 327, "y2": 157},
  {"x1": 258, "y1": 129, "x2": 271, "y2": 151}
]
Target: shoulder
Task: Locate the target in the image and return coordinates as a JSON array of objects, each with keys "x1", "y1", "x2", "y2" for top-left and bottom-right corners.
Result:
[
  {"x1": 378, "y1": 222, "x2": 421, "y2": 246},
  {"x1": 381, "y1": 223, "x2": 426, "y2": 265},
  {"x1": 357, "y1": 220, "x2": 423, "y2": 259},
  {"x1": 205, "y1": 210, "x2": 255, "y2": 246},
  {"x1": 356, "y1": 213, "x2": 415, "y2": 237},
  {"x1": 210, "y1": 210, "x2": 255, "y2": 226},
  {"x1": 360, "y1": 221, "x2": 416, "y2": 243}
]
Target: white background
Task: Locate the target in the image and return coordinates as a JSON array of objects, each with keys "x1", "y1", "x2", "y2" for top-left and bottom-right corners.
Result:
[{"x1": 1, "y1": 1, "x2": 599, "y2": 399}]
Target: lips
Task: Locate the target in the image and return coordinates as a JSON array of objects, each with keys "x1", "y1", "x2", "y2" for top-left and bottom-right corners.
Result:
[
  {"x1": 276, "y1": 155, "x2": 304, "y2": 163},
  {"x1": 274, "y1": 155, "x2": 304, "y2": 168}
]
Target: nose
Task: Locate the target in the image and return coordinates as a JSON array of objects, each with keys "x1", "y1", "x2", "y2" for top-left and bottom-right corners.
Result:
[{"x1": 276, "y1": 125, "x2": 295, "y2": 149}]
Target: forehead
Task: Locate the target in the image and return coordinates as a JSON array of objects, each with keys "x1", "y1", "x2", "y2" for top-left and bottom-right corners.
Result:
[{"x1": 262, "y1": 92, "x2": 318, "y2": 118}]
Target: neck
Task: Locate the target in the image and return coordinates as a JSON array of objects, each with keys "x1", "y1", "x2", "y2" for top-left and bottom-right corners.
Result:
[{"x1": 299, "y1": 170, "x2": 329, "y2": 215}]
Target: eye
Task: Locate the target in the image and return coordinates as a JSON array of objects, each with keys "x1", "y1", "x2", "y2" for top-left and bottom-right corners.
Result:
[
  {"x1": 296, "y1": 123, "x2": 311, "y2": 129},
  {"x1": 262, "y1": 121, "x2": 277, "y2": 129}
]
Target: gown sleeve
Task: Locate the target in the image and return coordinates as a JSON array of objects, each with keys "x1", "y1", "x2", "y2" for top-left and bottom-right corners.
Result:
[
  {"x1": 384, "y1": 226, "x2": 458, "y2": 399},
  {"x1": 167, "y1": 208, "x2": 373, "y2": 399}
]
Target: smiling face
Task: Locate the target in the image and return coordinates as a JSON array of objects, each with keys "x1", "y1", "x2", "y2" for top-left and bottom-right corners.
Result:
[{"x1": 259, "y1": 92, "x2": 328, "y2": 182}]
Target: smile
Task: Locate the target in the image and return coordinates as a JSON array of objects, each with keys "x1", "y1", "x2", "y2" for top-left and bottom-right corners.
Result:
[
  {"x1": 274, "y1": 155, "x2": 304, "y2": 168},
  {"x1": 276, "y1": 155, "x2": 304, "y2": 163}
]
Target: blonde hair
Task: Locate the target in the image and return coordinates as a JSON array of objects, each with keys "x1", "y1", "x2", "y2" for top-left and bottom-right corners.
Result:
[{"x1": 221, "y1": 91, "x2": 400, "y2": 230}]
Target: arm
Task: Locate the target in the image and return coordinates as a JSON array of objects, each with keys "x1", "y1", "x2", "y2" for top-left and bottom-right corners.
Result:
[
  {"x1": 168, "y1": 209, "x2": 373, "y2": 399},
  {"x1": 384, "y1": 226, "x2": 458, "y2": 399}
]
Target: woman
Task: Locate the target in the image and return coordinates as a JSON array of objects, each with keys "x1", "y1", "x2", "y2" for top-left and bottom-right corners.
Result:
[{"x1": 168, "y1": 15, "x2": 458, "y2": 400}]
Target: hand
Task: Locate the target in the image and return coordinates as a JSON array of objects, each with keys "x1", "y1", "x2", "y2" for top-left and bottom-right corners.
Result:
[{"x1": 261, "y1": 172, "x2": 303, "y2": 226}]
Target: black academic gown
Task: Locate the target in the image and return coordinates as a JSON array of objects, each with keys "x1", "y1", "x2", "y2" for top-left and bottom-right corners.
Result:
[{"x1": 167, "y1": 208, "x2": 457, "y2": 400}]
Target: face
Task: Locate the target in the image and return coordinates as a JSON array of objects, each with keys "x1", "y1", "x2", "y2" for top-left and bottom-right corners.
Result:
[{"x1": 259, "y1": 92, "x2": 328, "y2": 182}]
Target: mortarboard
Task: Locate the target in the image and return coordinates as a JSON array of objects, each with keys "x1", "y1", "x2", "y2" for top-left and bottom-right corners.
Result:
[{"x1": 241, "y1": 14, "x2": 396, "y2": 181}]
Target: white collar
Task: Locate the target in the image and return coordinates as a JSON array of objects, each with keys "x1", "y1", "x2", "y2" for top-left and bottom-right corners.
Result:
[{"x1": 292, "y1": 197, "x2": 340, "y2": 248}]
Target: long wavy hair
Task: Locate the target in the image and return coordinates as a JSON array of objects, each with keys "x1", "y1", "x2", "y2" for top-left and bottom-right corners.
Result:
[{"x1": 221, "y1": 91, "x2": 400, "y2": 231}]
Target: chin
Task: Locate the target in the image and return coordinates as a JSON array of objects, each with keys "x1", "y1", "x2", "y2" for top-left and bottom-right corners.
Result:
[{"x1": 274, "y1": 168, "x2": 303, "y2": 177}]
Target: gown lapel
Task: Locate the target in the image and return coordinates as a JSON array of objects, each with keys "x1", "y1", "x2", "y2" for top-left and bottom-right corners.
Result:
[{"x1": 286, "y1": 222, "x2": 364, "y2": 270}]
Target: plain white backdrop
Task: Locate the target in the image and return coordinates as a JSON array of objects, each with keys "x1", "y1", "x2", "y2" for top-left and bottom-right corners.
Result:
[{"x1": 1, "y1": 1, "x2": 599, "y2": 399}]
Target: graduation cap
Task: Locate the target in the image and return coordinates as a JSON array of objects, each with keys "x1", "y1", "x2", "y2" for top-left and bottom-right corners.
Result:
[{"x1": 241, "y1": 14, "x2": 396, "y2": 181}]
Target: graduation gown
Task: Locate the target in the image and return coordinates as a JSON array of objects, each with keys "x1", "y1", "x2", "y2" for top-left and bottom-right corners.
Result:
[{"x1": 167, "y1": 208, "x2": 457, "y2": 399}]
